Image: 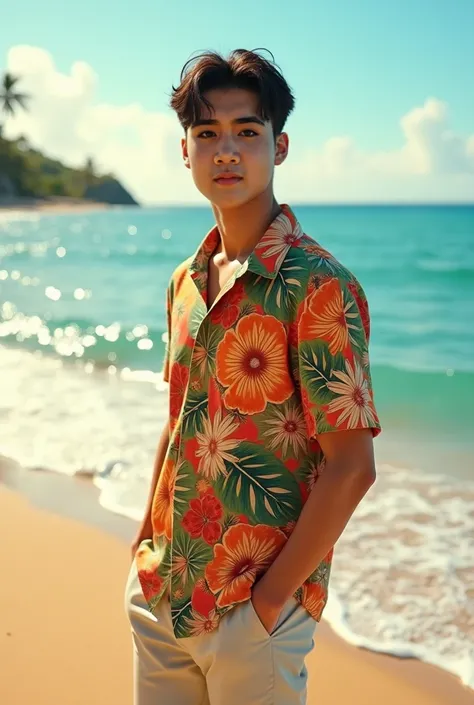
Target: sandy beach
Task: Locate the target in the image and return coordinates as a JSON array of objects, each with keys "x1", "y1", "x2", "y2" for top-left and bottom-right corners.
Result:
[{"x1": 1, "y1": 464, "x2": 472, "y2": 705}]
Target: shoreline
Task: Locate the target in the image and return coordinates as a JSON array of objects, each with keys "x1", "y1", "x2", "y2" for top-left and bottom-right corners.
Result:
[
  {"x1": 0, "y1": 196, "x2": 116, "y2": 214},
  {"x1": 1, "y1": 457, "x2": 472, "y2": 705}
]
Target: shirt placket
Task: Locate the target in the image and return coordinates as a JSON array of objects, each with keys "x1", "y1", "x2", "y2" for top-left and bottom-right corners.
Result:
[{"x1": 173, "y1": 261, "x2": 248, "y2": 484}]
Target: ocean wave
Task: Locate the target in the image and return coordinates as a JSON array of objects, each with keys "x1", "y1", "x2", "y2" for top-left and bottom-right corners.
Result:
[
  {"x1": 416, "y1": 260, "x2": 474, "y2": 275},
  {"x1": 0, "y1": 308, "x2": 168, "y2": 371},
  {"x1": 325, "y1": 464, "x2": 474, "y2": 688}
]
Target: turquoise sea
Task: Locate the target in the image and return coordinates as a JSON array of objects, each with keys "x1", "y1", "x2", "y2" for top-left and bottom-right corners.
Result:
[{"x1": 1, "y1": 204, "x2": 473, "y2": 686}]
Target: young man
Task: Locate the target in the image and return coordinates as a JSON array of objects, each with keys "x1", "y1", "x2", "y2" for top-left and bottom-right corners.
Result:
[{"x1": 125, "y1": 49, "x2": 381, "y2": 705}]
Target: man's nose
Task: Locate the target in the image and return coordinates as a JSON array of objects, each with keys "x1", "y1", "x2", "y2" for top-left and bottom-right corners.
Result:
[{"x1": 214, "y1": 137, "x2": 240, "y2": 165}]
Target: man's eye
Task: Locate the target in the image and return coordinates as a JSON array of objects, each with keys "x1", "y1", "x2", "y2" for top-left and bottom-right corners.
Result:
[
  {"x1": 197, "y1": 130, "x2": 215, "y2": 139},
  {"x1": 240, "y1": 129, "x2": 258, "y2": 137}
]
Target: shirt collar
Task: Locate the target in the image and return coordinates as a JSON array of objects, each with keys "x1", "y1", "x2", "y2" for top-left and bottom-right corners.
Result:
[{"x1": 188, "y1": 204, "x2": 303, "y2": 282}]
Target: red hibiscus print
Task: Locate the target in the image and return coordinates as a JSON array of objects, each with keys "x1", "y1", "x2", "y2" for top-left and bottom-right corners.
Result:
[
  {"x1": 138, "y1": 569, "x2": 163, "y2": 602},
  {"x1": 169, "y1": 362, "x2": 189, "y2": 419},
  {"x1": 210, "y1": 280, "x2": 245, "y2": 328},
  {"x1": 182, "y1": 492, "x2": 223, "y2": 545},
  {"x1": 191, "y1": 579, "x2": 216, "y2": 617}
]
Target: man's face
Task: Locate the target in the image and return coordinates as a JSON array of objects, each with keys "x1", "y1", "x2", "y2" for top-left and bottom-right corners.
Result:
[{"x1": 182, "y1": 87, "x2": 288, "y2": 209}]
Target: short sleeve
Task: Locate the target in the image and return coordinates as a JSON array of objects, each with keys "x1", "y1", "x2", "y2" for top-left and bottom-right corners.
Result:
[
  {"x1": 162, "y1": 284, "x2": 172, "y2": 383},
  {"x1": 297, "y1": 276, "x2": 381, "y2": 438}
]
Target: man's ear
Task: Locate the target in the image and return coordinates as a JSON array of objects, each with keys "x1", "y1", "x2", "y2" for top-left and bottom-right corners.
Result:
[
  {"x1": 274, "y1": 132, "x2": 289, "y2": 166},
  {"x1": 181, "y1": 137, "x2": 191, "y2": 169}
]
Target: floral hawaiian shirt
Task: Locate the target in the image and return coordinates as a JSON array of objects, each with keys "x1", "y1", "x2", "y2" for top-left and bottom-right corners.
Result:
[{"x1": 135, "y1": 204, "x2": 381, "y2": 638}]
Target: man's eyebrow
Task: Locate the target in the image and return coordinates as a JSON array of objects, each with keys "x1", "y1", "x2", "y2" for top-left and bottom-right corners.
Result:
[{"x1": 191, "y1": 115, "x2": 266, "y2": 128}]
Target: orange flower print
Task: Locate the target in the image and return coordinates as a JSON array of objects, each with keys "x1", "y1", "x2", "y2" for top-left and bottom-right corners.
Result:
[
  {"x1": 299, "y1": 278, "x2": 360, "y2": 355},
  {"x1": 169, "y1": 362, "x2": 189, "y2": 419},
  {"x1": 326, "y1": 359, "x2": 378, "y2": 430},
  {"x1": 196, "y1": 478, "x2": 212, "y2": 495},
  {"x1": 182, "y1": 493, "x2": 223, "y2": 545},
  {"x1": 215, "y1": 314, "x2": 293, "y2": 415},
  {"x1": 151, "y1": 458, "x2": 175, "y2": 540},
  {"x1": 184, "y1": 609, "x2": 220, "y2": 636},
  {"x1": 205, "y1": 524, "x2": 287, "y2": 607},
  {"x1": 301, "y1": 582, "x2": 326, "y2": 620}
]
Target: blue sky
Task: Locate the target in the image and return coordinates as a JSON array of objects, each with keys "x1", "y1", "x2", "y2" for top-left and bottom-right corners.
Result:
[{"x1": 2, "y1": 0, "x2": 474, "y2": 203}]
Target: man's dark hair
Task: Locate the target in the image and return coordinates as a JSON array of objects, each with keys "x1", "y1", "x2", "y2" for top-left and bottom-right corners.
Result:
[{"x1": 170, "y1": 49, "x2": 295, "y2": 137}]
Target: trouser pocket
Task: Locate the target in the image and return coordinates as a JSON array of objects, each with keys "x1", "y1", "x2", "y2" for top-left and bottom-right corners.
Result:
[{"x1": 247, "y1": 596, "x2": 301, "y2": 639}]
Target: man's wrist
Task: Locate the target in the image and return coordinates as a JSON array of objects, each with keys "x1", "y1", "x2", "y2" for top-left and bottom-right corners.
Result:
[
  {"x1": 138, "y1": 513, "x2": 153, "y2": 536},
  {"x1": 254, "y1": 572, "x2": 293, "y2": 609}
]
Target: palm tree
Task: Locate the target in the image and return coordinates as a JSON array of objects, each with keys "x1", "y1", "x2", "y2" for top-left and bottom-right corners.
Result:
[{"x1": 0, "y1": 72, "x2": 30, "y2": 137}]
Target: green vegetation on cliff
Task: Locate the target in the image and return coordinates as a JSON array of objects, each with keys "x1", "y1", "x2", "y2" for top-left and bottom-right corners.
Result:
[
  {"x1": 0, "y1": 71, "x2": 139, "y2": 206},
  {"x1": 0, "y1": 137, "x2": 139, "y2": 205}
]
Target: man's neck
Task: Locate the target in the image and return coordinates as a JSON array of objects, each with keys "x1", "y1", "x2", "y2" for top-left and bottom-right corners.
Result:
[{"x1": 211, "y1": 189, "x2": 281, "y2": 263}]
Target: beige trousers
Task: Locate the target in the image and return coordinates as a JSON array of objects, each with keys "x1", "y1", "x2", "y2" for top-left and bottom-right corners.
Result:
[{"x1": 125, "y1": 560, "x2": 317, "y2": 705}]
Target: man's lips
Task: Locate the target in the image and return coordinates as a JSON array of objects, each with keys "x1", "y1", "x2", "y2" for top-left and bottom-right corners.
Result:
[{"x1": 213, "y1": 173, "x2": 243, "y2": 186}]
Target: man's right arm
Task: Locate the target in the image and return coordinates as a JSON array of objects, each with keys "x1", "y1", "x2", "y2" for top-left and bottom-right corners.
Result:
[{"x1": 130, "y1": 419, "x2": 170, "y2": 559}]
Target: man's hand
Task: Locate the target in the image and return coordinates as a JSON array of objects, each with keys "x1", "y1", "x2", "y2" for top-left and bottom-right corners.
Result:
[
  {"x1": 251, "y1": 580, "x2": 285, "y2": 636},
  {"x1": 130, "y1": 515, "x2": 153, "y2": 562}
]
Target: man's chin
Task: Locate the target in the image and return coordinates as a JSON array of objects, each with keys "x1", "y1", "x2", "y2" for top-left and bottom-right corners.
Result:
[
  {"x1": 207, "y1": 192, "x2": 251, "y2": 210},
  {"x1": 209, "y1": 186, "x2": 270, "y2": 210}
]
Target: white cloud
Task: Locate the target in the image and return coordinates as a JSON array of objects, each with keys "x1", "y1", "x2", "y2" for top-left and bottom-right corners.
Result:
[
  {"x1": 4, "y1": 45, "x2": 474, "y2": 204},
  {"x1": 4, "y1": 45, "x2": 199, "y2": 204},
  {"x1": 277, "y1": 98, "x2": 474, "y2": 202}
]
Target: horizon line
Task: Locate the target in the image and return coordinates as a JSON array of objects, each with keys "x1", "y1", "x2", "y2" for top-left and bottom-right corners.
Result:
[{"x1": 140, "y1": 201, "x2": 474, "y2": 208}]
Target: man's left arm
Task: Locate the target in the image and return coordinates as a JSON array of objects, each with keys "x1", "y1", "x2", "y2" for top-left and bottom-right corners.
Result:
[{"x1": 252, "y1": 428, "x2": 376, "y2": 632}]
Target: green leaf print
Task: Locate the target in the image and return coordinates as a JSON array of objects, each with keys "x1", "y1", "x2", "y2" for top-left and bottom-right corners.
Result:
[
  {"x1": 175, "y1": 342, "x2": 192, "y2": 368},
  {"x1": 193, "y1": 322, "x2": 221, "y2": 380},
  {"x1": 190, "y1": 301, "x2": 207, "y2": 336},
  {"x1": 172, "y1": 600, "x2": 194, "y2": 638},
  {"x1": 216, "y1": 442, "x2": 301, "y2": 526},
  {"x1": 341, "y1": 282, "x2": 367, "y2": 352},
  {"x1": 182, "y1": 390, "x2": 208, "y2": 436},
  {"x1": 221, "y1": 512, "x2": 241, "y2": 534},
  {"x1": 302, "y1": 238, "x2": 346, "y2": 278},
  {"x1": 249, "y1": 251, "x2": 310, "y2": 321},
  {"x1": 171, "y1": 528, "x2": 213, "y2": 593},
  {"x1": 308, "y1": 560, "x2": 332, "y2": 588},
  {"x1": 172, "y1": 461, "x2": 196, "y2": 519},
  {"x1": 299, "y1": 339, "x2": 344, "y2": 406},
  {"x1": 311, "y1": 407, "x2": 333, "y2": 434}
]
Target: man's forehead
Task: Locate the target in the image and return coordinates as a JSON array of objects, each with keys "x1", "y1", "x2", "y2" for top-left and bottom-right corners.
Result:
[{"x1": 199, "y1": 87, "x2": 263, "y2": 120}]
